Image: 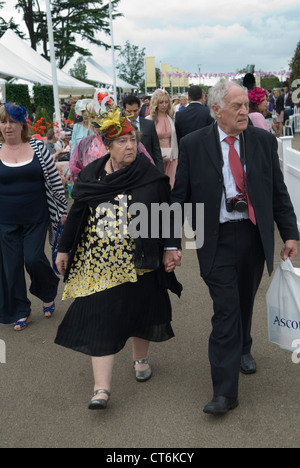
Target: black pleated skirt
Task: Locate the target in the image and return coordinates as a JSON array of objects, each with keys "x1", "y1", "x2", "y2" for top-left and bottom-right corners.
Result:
[{"x1": 55, "y1": 271, "x2": 174, "y2": 356}]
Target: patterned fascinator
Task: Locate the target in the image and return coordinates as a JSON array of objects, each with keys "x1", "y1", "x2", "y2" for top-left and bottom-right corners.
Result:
[
  {"x1": 97, "y1": 92, "x2": 112, "y2": 107},
  {"x1": 152, "y1": 88, "x2": 169, "y2": 99},
  {"x1": 4, "y1": 102, "x2": 27, "y2": 123},
  {"x1": 89, "y1": 106, "x2": 134, "y2": 140}
]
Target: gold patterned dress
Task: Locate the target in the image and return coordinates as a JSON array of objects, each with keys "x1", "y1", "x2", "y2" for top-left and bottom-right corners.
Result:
[
  {"x1": 62, "y1": 194, "x2": 150, "y2": 300},
  {"x1": 55, "y1": 190, "x2": 174, "y2": 357}
]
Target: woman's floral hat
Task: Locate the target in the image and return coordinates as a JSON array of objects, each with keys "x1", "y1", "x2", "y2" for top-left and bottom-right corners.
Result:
[
  {"x1": 75, "y1": 99, "x2": 92, "y2": 116},
  {"x1": 4, "y1": 102, "x2": 27, "y2": 123},
  {"x1": 152, "y1": 88, "x2": 169, "y2": 99},
  {"x1": 97, "y1": 92, "x2": 112, "y2": 107},
  {"x1": 89, "y1": 106, "x2": 134, "y2": 140},
  {"x1": 248, "y1": 87, "x2": 267, "y2": 105}
]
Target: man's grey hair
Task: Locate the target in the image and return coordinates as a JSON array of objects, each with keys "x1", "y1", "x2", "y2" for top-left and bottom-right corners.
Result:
[{"x1": 207, "y1": 79, "x2": 248, "y2": 119}]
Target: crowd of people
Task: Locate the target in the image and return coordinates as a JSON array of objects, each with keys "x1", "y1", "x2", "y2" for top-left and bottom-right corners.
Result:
[{"x1": 0, "y1": 77, "x2": 298, "y2": 415}]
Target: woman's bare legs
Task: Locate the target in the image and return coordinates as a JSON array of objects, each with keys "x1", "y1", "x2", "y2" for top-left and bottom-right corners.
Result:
[
  {"x1": 90, "y1": 339, "x2": 151, "y2": 403},
  {"x1": 91, "y1": 355, "x2": 114, "y2": 401},
  {"x1": 132, "y1": 337, "x2": 150, "y2": 371}
]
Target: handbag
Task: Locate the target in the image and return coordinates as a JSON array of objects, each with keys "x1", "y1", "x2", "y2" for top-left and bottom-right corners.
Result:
[
  {"x1": 134, "y1": 250, "x2": 160, "y2": 270},
  {"x1": 266, "y1": 258, "x2": 300, "y2": 351},
  {"x1": 133, "y1": 239, "x2": 160, "y2": 270}
]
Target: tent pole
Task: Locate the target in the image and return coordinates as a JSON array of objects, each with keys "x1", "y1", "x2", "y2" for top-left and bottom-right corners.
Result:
[
  {"x1": 45, "y1": 0, "x2": 61, "y2": 128},
  {"x1": 108, "y1": 0, "x2": 117, "y2": 104}
]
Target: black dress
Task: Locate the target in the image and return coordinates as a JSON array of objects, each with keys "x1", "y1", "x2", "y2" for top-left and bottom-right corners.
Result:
[{"x1": 55, "y1": 157, "x2": 178, "y2": 356}]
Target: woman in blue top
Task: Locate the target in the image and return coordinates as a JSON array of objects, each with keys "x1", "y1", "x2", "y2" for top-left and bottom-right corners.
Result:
[
  {"x1": 70, "y1": 99, "x2": 95, "y2": 155},
  {"x1": 0, "y1": 102, "x2": 68, "y2": 330}
]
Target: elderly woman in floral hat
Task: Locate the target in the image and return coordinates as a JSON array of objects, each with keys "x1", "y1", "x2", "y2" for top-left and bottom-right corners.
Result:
[
  {"x1": 0, "y1": 102, "x2": 67, "y2": 330},
  {"x1": 69, "y1": 93, "x2": 154, "y2": 183},
  {"x1": 55, "y1": 107, "x2": 181, "y2": 411}
]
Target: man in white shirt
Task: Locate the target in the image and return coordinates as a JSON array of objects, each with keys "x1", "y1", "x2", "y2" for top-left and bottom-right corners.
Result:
[{"x1": 164, "y1": 79, "x2": 298, "y2": 415}]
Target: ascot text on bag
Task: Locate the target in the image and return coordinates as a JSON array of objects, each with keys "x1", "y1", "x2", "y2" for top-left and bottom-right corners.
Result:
[{"x1": 266, "y1": 258, "x2": 300, "y2": 352}]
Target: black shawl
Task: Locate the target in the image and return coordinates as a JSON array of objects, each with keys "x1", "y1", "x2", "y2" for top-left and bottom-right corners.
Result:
[
  {"x1": 72, "y1": 153, "x2": 169, "y2": 206},
  {"x1": 58, "y1": 153, "x2": 182, "y2": 297}
]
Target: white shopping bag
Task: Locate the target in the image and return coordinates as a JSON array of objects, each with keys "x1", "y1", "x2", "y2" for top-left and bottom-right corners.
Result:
[{"x1": 266, "y1": 259, "x2": 300, "y2": 352}]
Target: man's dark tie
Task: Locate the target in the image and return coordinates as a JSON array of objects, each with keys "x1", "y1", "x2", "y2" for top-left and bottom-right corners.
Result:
[{"x1": 225, "y1": 136, "x2": 256, "y2": 225}]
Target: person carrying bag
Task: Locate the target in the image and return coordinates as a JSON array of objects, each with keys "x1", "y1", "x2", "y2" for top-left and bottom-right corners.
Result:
[{"x1": 266, "y1": 259, "x2": 300, "y2": 352}]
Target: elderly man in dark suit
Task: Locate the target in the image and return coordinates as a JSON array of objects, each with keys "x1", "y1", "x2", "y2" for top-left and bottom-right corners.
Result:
[
  {"x1": 164, "y1": 79, "x2": 298, "y2": 415},
  {"x1": 175, "y1": 85, "x2": 214, "y2": 143},
  {"x1": 122, "y1": 95, "x2": 163, "y2": 172}
]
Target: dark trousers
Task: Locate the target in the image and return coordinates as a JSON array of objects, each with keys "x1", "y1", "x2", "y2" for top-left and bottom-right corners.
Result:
[
  {"x1": 0, "y1": 222, "x2": 59, "y2": 324},
  {"x1": 203, "y1": 220, "x2": 265, "y2": 398}
]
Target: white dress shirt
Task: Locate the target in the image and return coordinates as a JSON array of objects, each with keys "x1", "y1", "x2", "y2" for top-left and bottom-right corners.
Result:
[
  {"x1": 133, "y1": 116, "x2": 140, "y2": 131},
  {"x1": 218, "y1": 126, "x2": 249, "y2": 223}
]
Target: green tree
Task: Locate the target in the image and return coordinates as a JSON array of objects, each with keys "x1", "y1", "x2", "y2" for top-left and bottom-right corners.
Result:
[
  {"x1": 0, "y1": 1, "x2": 24, "y2": 37},
  {"x1": 6, "y1": 83, "x2": 31, "y2": 110},
  {"x1": 1, "y1": 0, "x2": 121, "y2": 68},
  {"x1": 33, "y1": 84, "x2": 54, "y2": 120},
  {"x1": 261, "y1": 76, "x2": 280, "y2": 90},
  {"x1": 69, "y1": 56, "x2": 88, "y2": 82},
  {"x1": 290, "y1": 39, "x2": 300, "y2": 85},
  {"x1": 116, "y1": 40, "x2": 146, "y2": 87}
]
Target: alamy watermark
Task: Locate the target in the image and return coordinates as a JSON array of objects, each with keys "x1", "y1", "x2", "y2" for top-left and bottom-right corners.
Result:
[
  {"x1": 291, "y1": 339, "x2": 300, "y2": 364},
  {"x1": 292, "y1": 79, "x2": 300, "y2": 105},
  {"x1": 0, "y1": 339, "x2": 6, "y2": 364},
  {"x1": 96, "y1": 197, "x2": 204, "y2": 250}
]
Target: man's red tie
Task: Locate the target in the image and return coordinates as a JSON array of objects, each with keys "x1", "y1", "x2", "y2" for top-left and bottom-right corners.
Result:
[{"x1": 225, "y1": 136, "x2": 256, "y2": 225}]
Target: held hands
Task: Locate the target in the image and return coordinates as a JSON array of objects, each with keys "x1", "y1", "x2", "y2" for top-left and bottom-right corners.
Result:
[
  {"x1": 280, "y1": 240, "x2": 298, "y2": 262},
  {"x1": 163, "y1": 250, "x2": 182, "y2": 273},
  {"x1": 55, "y1": 252, "x2": 69, "y2": 276}
]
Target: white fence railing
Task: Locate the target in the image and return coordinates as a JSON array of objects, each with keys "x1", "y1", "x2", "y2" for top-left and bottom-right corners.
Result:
[{"x1": 278, "y1": 136, "x2": 300, "y2": 231}]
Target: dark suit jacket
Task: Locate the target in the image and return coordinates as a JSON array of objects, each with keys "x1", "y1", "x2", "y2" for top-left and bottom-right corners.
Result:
[
  {"x1": 139, "y1": 117, "x2": 163, "y2": 173},
  {"x1": 175, "y1": 102, "x2": 214, "y2": 144},
  {"x1": 166, "y1": 123, "x2": 299, "y2": 278},
  {"x1": 139, "y1": 104, "x2": 150, "y2": 118}
]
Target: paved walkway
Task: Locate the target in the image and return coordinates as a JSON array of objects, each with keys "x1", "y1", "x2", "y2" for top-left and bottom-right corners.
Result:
[{"x1": 1, "y1": 136, "x2": 300, "y2": 448}]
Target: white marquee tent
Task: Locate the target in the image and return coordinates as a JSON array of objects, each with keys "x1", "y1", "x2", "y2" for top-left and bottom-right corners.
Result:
[
  {"x1": 0, "y1": 42, "x2": 52, "y2": 84},
  {"x1": 62, "y1": 54, "x2": 136, "y2": 92},
  {"x1": 0, "y1": 78, "x2": 7, "y2": 102},
  {"x1": 0, "y1": 30, "x2": 95, "y2": 96}
]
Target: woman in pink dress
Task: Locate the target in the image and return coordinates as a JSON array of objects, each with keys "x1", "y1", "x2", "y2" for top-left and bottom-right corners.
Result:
[
  {"x1": 248, "y1": 87, "x2": 269, "y2": 132},
  {"x1": 146, "y1": 89, "x2": 178, "y2": 188}
]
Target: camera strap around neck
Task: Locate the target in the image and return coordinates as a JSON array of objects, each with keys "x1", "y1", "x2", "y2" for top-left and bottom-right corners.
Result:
[{"x1": 213, "y1": 122, "x2": 247, "y2": 198}]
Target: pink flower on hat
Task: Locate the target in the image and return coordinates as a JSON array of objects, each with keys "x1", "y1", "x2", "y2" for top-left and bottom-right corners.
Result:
[{"x1": 248, "y1": 87, "x2": 267, "y2": 105}]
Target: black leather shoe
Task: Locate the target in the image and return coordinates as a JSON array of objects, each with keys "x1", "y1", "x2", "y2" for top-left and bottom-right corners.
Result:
[
  {"x1": 88, "y1": 389, "x2": 110, "y2": 410},
  {"x1": 240, "y1": 353, "x2": 257, "y2": 374},
  {"x1": 203, "y1": 396, "x2": 239, "y2": 415}
]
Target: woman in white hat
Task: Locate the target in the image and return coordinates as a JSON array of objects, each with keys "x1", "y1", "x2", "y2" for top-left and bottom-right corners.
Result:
[{"x1": 70, "y1": 99, "x2": 95, "y2": 155}]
